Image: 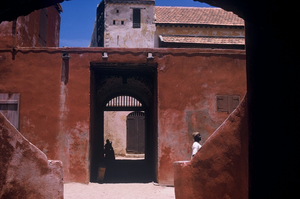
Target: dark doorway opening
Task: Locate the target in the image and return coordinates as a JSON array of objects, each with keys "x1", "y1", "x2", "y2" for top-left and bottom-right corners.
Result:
[{"x1": 90, "y1": 63, "x2": 157, "y2": 183}]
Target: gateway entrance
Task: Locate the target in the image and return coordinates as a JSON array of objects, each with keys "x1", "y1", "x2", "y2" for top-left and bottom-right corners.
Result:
[{"x1": 90, "y1": 63, "x2": 157, "y2": 183}]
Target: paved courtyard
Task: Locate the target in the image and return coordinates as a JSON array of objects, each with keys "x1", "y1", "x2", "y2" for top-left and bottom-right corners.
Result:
[{"x1": 64, "y1": 182, "x2": 175, "y2": 199}]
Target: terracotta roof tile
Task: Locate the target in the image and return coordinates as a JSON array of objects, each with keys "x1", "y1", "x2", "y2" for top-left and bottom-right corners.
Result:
[
  {"x1": 159, "y1": 35, "x2": 245, "y2": 45},
  {"x1": 155, "y1": 7, "x2": 244, "y2": 26},
  {"x1": 107, "y1": 0, "x2": 154, "y2": 3}
]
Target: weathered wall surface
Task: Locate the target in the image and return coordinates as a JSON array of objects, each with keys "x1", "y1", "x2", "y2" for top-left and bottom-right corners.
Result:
[
  {"x1": 104, "y1": 111, "x2": 131, "y2": 156},
  {"x1": 0, "y1": 48, "x2": 90, "y2": 183},
  {"x1": 0, "y1": 112, "x2": 63, "y2": 198},
  {"x1": 0, "y1": 6, "x2": 60, "y2": 48},
  {"x1": 16, "y1": 6, "x2": 61, "y2": 47},
  {"x1": 0, "y1": 47, "x2": 246, "y2": 184},
  {"x1": 157, "y1": 49, "x2": 246, "y2": 184},
  {"x1": 104, "y1": 3, "x2": 155, "y2": 48},
  {"x1": 0, "y1": 21, "x2": 15, "y2": 48},
  {"x1": 173, "y1": 94, "x2": 248, "y2": 198}
]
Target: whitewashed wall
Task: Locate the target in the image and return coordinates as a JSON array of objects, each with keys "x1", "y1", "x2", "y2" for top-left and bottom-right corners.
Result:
[
  {"x1": 104, "y1": 3, "x2": 155, "y2": 48},
  {"x1": 104, "y1": 111, "x2": 131, "y2": 156}
]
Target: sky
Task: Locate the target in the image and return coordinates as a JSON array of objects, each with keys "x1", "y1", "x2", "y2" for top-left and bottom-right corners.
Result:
[{"x1": 59, "y1": 0, "x2": 213, "y2": 47}]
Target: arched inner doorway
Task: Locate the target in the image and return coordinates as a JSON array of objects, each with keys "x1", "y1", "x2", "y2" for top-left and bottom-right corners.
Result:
[
  {"x1": 103, "y1": 96, "x2": 146, "y2": 159},
  {"x1": 90, "y1": 63, "x2": 157, "y2": 183}
]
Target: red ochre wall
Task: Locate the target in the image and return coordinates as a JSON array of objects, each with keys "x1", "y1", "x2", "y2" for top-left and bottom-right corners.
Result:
[
  {"x1": 0, "y1": 6, "x2": 61, "y2": 48},
  {"x1": 174, "y1": 95, "x2": 248, "y2": 198},
  {"x1": 157, "y1": 50, "x2": 246, "y2": 184},
  {"x1": 0, "y1": 47, "x2": 246, "y2": 184},
  {"x1": 0, "y1": 112, "x2": 63, "y2": 198}
]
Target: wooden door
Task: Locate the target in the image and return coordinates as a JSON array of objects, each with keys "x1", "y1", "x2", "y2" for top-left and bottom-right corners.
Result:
[{"x1": 126, "y1": 112, "x2": 145, "y2": 154}]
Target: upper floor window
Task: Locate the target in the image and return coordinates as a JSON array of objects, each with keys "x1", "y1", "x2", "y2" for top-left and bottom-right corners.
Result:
[{"x1": 132, "y1": 8, "x2": 141, "y2": 28}]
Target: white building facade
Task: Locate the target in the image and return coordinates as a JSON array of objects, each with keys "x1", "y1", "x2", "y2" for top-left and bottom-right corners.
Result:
[
  {"x1": 90, "y1": 0, "x2": 155, "y2": 48},
  {"x1": 90, "y1": 0, "x2": 245, "y2": 49}
]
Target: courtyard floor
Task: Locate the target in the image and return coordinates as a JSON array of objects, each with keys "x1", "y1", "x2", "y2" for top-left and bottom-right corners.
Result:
[{"x1": 64, "y1": 182, "x2": 175, "y2": 199}]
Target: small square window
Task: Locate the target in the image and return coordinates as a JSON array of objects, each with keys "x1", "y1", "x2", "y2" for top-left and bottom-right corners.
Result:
[
  {"x1": 121, "y1": 21, "x2": 125, "y2": 25},
  {"x1": 113, "y1": 20, "x2": 116, "y2": 25},
  {"x1": 116, "y1": 10, "x2": 119, "y2": 13}
]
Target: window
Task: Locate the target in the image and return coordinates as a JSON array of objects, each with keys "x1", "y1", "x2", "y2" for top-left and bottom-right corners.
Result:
[
  {"x1": 216, "y1": 95, "x2": 240, "y2": 113},
  {"x1": 116, "y1": 9, "x2": 119, "y2": 13},
  {"x1": 39, "y1": 8, "x2": 48, "y2": 46},
  {"x1": 132, "y1": 8, "x2": 141, "y2": 28},
  {"x1": 121, "y1": 21, "x2": 125, "y2": 25},
  {"x1": 0, "y1": 93, "x2": 20, "y2": 130},
  {"x1": 113, "y1": 20, "x2": 116, "y2": 25}
]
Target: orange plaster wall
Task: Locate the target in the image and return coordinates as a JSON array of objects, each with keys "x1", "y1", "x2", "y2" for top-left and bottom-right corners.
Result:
[
  {"x1": 157, "y1": 50, "x2": 246, "y2": 184},
  {"x1": 16, "y1": 7, "x2": 61, "y2": 47},
  {"x1": 0, "y1": 21, "x2": 15, "y2": 48},
  {"x1": 174, "y1": 95, "x2": 248, "y2": 198},
  {"x1": 0, "y1": 6, "x2": 60, "y2": 48},
  {"x1": 46, "y1": 6, "x2": 61, "y2": 47},
  {"x1": 0, "y1": 48, "x2": 91, "y2": 182},
  {"x1": 0, "y1": 47, "x2": 246, "y2": 184},
  {"x1": 0, "y1": 112, "x2": 63, "y2": 198}
]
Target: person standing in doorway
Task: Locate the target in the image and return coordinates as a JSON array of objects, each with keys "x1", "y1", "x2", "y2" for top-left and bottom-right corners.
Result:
[
  {"x1": 104, "y1": 139, "x2": 115, "y2": 162},
  {"x1": 191, "y1": 132, "x2": 202, "y2": 159}
]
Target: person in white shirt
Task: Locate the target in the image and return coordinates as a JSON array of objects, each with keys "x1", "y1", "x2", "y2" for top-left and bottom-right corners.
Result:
[{"x1": 191, "y1": 132, "x2": 202, "y2": 159}]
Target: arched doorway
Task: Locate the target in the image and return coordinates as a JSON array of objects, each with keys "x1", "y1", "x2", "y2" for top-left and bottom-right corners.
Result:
[
  {"x1": 103, "y1": 96, "x2": 146, "y2": 158},
  {"x1": 90, "y1": 63, "x2": 157, "y2": 183}
]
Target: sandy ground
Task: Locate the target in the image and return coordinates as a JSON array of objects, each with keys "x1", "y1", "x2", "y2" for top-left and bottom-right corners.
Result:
[{"x1": 64, "y1": 182, "x2": 175, "y2": 199}]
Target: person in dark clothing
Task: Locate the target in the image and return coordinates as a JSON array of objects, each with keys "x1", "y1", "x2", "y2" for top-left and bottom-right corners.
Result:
[{"x1": 104, "y1": 139, "x2": 115, "y2": 162}]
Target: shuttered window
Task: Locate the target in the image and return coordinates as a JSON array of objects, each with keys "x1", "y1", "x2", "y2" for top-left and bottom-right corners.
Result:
[
  {"x1": 132, "y1": 8, "x2": 141, "y2": 28},
  {"x1": 216, "y1": 95, "x2": 228, "y2": 112},
  {"x1": 231, "y1": 95, "x2": 240, "y2": 112},
  {"x1": 216, "y1": 95, "x2": 240, "y2": 113},
  {"x1": 0, "y1": 93, "x2": 20, "y2": 129}
]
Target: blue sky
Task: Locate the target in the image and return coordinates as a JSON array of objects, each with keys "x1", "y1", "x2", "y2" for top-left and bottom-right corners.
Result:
[{"x1": 59, "y1": 0, "x2": 213, "y2": 47}]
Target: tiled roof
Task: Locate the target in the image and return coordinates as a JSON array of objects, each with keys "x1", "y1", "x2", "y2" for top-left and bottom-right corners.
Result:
[
  {"x1": 106, "y1": 0, "x2": 154, "y2": 4},
  {"x1": 159, "y1": 35, "x2": 245, "y2": 45},
  {"x1": 155, "y1": 7, "x2": 244, "y2": 26}
]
